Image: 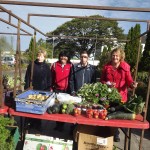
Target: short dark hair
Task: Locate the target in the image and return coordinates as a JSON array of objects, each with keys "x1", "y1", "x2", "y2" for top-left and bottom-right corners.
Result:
[
  {"x1": 80, "y1": 51, "x2": 89, "y2": 56},
  {"x1": 59, "y1": 50, "x2": 71, "y2": 62}
]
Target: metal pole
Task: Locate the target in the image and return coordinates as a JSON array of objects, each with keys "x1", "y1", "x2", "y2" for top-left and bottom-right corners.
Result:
[
  {"x1": 0, "y1": 5, "x2": 46, "y2": 36},
  {"x1": 2, "y1": 1, "x2": 150, "y2": 12},
  {"x1": 93, "y1": 35, "x2": 97, "y2": 65},
  {"x1": 0, "y1": 50, "x2": 3, "y2": 108},
  {"x1": 139, "y1": 21, "x2": 150, "y2": 150},
  {"x1": 28, "y1": 13, "x2": 148, "y2": 23},
  {"x1": 47, "y1": 35, "x2": 128, "y2": 42},
  {"x1": 18, "y1": 26, "x2": 22, "y2": 91},
  {"x1": 124, "y1": 128, "x2": 130, "y2": 150},
  {"x1": 52, "y1": 35, "x2": 54, "y2": 59},
  {"x1": 0, "y1": 18, "x2": 32, "y2": 36},
  {"x1": 0, "y1": 32, "x2": 31, "y2": 36},
  {"x1": 30, "y1": 30, "x2": 36, "y2": 89},
  {"x1": 13, "y1": 19, "x2": 21, "y2": 97},
  {"x1": 27, "y1": 14, "x2": 30, "y2": 24}
]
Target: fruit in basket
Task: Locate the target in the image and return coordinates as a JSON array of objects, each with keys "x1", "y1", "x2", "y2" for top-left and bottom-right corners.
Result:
[
  {"x1": 93, "y1": 110, "x2": 99, "y2": 119},
  {"x1": 99, "y1": 109, "x2": 107, "y2": 120},
  {"x1": 27, "y1": 94, "x2": 48, "y2": 101},
  {"x1": 86, "y1": 109, "x2": 93, "y2": 118},
  {"x1": 66, "y1": 103, "x2": 75, "y2": 114},
  {"x1": 61, "y1": 109, "x2": 66, "y2": 114},
  {"x1": 74, "y1": 108, "x2": 81, "y2": 116},
  {"x1": 62, "y1": 104, "x2": 67, "y2": 109}
]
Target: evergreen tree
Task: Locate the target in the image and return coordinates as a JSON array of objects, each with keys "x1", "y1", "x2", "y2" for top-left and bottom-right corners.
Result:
[
  {"x1": 125, "y1": 24, "x2": 141, "y2": 69},
  {"x1": 98, "y1": 46, "x2": 111, "y2": 71},
  {"x1": 24, "y1": 37, "x2": 38, "y2": 62},
  {"x1": 139, "y1": 31, "x2": 150, "y2": 71}
]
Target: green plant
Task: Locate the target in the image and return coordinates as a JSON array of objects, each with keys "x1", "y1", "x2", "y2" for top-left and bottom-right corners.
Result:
[
  {"x1": 3, "y1": 74, "x2": 23, "y2": 89},
  {"x1": 77, "y1": 82, "x2": 122, "y2": 105},
  {"x1": 123, "y1": 95, "x2": 145, "y2": 114},
  {"x1": 0, "y1": 116, "x2": 16, "y2": 150}
]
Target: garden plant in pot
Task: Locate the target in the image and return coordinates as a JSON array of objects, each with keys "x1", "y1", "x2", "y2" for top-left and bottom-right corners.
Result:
[{"x1": 0, "y1": 116, "x2": 19, "y2": 150}]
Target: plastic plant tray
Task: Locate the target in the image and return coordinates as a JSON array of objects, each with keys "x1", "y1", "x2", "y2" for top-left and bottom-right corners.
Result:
[
  {"x1": 15, "y1": 90, "x2": 55, "y2": 114},
  {"x1": 15, "y1": 90, "x2": 53, "y2": 105}
]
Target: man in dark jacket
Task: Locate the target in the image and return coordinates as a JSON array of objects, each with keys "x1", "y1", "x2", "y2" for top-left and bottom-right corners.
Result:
[{"x1": 70, "y1": 51, "x2": 96, "y2": 95}]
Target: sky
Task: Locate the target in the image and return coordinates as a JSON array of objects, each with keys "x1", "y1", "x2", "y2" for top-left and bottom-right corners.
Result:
[{"x1": 1, "y1": 0, "x2": 150, "y2": 51}]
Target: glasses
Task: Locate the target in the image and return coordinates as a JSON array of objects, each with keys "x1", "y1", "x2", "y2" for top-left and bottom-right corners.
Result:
[{"x1": 80, "y1": 56, "x2": 88, "y2": 58}]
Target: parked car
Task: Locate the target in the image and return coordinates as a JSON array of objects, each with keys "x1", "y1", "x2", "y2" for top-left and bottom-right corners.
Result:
[{"x1": 2, "y1": 55, "x2": 16, "y2": 66}]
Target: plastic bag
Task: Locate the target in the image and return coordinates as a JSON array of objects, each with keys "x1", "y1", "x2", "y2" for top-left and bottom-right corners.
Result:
[{"x1": 56, "y1": 93, "x2": 82, "y2": 103}]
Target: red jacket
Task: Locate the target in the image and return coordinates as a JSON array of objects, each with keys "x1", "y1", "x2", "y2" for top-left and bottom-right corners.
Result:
[
  {"x1": 51, "y1": 61, "x2": 72, "y2": 91},
  {"x1": 100, "y1": 61, "x2": 133, "y2": 102}
]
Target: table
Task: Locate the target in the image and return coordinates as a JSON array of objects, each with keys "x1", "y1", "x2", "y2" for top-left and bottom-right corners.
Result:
[
  {"x1": 9, "y1": 108, "x2": 149, "y2": 150},
  {"x1": 0, "y1": 105, "x2": 9, "y2": 114}
]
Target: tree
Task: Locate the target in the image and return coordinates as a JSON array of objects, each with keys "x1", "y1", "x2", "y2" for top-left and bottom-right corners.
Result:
[
  {"x1": 24, "y1": 37, "x2": 38, "y2": 62},
  {"x1": 139, "y1": 31, "x2": 150, "y2": 71},
  {"x1": 47, "y1": 15, "x2": 124, "y2": 59},
  {"x1": 125, "y1": 24, "x2": 141, "y2": 69},
  {"x1": 0, "y1": 36, "x2": 12, "y2": 53},
  {"x1": 24, "y1": 38, "x2": 53, "y2": 61},
  {"x1": 36, "y1": 38, "x2": 53, "y2": 58},
  {"x1": 97, "y1": 45, "x2": 111, "y2": 71}
]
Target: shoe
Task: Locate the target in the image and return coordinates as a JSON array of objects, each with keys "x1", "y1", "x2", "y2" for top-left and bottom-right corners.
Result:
[{"x1": 114, "y1": 136, "x2": 120, "y2": 142}]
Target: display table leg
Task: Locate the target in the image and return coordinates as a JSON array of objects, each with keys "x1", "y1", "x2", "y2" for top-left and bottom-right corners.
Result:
[
  {"x1": 139, "y1": 129, "x2": 144, "y2": 150},
  {"x1": 128, "y1": 129, "x2": 131, "y2": 150},
  {"x1": 124, "y1": 128, "x2": 129, "y2": 150}
]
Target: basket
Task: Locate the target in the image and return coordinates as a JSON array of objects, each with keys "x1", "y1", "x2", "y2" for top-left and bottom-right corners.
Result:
[{"x1": 15, "y1": 90, "x2": 55, "y2": 114}]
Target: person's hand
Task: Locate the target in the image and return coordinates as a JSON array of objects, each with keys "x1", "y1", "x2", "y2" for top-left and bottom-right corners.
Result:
[
  {"x1": 106, "y1": 81, "x2": 116, "y2": 88},
  {"x1": 71, "y1": 91, "x2": 77, "y2": 96},
  {"x1": 111, "y1": 82, "x2": 116, "y2": 88},
  {"x1": 131, "y1": 81, "x2": 138, "y2": 88}
]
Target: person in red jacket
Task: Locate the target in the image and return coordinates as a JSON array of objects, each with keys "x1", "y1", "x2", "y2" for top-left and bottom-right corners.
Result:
[
  {"x1": 51, "y1": 50, "x2": 72, "y2": 131},
  {"x1": 51, "y1": 51, "x2": 72, "y2": 93},
  {"x1": 100, "y1": 47, "x2": 138, "y2": 142}
]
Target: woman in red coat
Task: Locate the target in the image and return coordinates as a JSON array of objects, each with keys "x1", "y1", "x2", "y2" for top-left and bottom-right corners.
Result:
[
  {"x1": 100, "y1": 47, "x2": 138, "y2": 142},
  {"x1": 100, "y1": 47, "x2": 137, "y2": 102}
]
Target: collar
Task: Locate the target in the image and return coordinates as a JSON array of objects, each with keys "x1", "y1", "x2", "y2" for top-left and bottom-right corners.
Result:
[{"x1": 77, "y1": 63, "x2": 90, "y2": 68}]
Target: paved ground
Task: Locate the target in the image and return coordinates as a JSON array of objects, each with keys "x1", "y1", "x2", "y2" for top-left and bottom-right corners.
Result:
[{"x1": 14, "y1": 116, "x2": 150, "y2": 150}]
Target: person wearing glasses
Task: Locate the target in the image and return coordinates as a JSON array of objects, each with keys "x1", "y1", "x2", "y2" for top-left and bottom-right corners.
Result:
[{"x1": 70, "y1": 51, "x2": 96, "y2": 96}]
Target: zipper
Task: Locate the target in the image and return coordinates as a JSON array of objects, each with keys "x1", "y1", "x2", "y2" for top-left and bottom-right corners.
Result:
[{"x1": 82, "y1": 67, "x2": 85, "y2": 85}]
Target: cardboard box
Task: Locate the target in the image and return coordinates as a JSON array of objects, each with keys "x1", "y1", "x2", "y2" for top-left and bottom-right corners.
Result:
[
  {"x1": 23, "y1": 134, "x2": 73, "y2": 150},
  {"x1": 74, "y1": 125, "x2": 114, "y2": 150}
]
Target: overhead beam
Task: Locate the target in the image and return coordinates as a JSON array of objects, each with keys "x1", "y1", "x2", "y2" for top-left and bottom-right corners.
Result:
[
  {"x1": 1, "y1": 1, "x2": 150, "y2": 12},
  {"x1": 0, "y1": 18, "x2": 32, "y2": 36},
  {"x1": 0, "y1": 9, "x2": 12, "y2": 22},
  {"x1": 0, "y1": 5, "x2": 46, "y2": 36},
  {"x1": 0, "y1": 32, "x2": 31, "y2": 36},
  {"x1": 28, "y1": 13, "x2": 148, "y2": 24},
  {"x1": 47, "y1": 34, "x2": 128, "y2": 42}
]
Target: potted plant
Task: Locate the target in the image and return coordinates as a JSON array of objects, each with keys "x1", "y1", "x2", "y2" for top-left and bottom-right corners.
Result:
[
  {"x1": 0, "y1": 116, "x2": 20, "y2": 150},
  {"x1": 77, "y1": 82, "x2": 122, "y2": 107}
]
